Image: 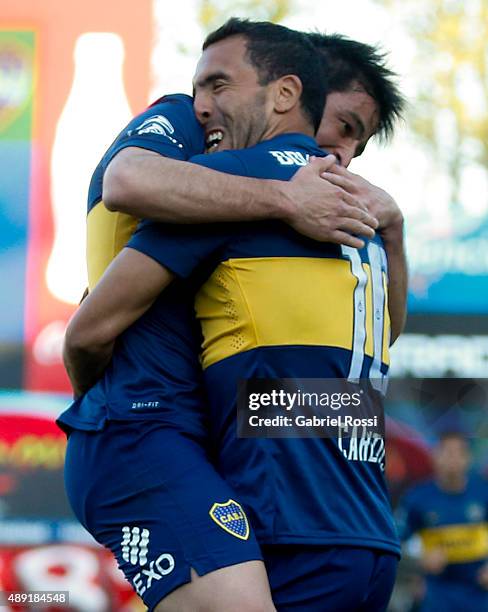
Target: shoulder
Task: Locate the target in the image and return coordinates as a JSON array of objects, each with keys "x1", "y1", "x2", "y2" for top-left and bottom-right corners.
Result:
[
  {"x1": 189, "y1": 150, "x2": 247, "y2": 175},
  {"x1": 128, "y1": 93, "x2": 198, "y2": 137},
  {"x1": 146, "y1": 93, "x2": 195, "y2": 116},
  {"x1": 100, "y1": 92, "x2": 204, "y2": 165}
]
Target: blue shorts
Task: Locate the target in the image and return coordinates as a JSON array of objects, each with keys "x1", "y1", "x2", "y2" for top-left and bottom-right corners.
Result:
[
  {"x1": 263, "y1": 545, "x2": 398, "y2": 611},
  {"x1": 64, "y1": 421, "x2": 263, "y2": 611}
]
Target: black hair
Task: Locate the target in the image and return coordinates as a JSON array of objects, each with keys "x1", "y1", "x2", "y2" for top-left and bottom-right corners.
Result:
[
  {"x1": 437, "y1": 430, "x2": 469, "y2": 446},
  {"x1": 203, "y1": 18, "x2": 327, "y2": 132},
  {"x1": 308, "y1": 32, "x2": 405, "y2": 140}
]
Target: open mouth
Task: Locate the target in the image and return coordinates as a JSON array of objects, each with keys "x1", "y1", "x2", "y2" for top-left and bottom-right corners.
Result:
[{"x1": 205, "y1": 129, "x2": 224, "y2": 152}]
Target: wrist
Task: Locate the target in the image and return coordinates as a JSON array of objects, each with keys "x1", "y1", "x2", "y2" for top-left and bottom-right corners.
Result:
[{"x1": 268, "y1": 179, "x2": 297, "y2": 221}]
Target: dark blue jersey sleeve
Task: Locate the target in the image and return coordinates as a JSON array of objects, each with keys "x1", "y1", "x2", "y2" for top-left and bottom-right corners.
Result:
[
  {"x1": 88, "y1": 94, "x2": 204, "y2": 211},
  {"x1": 127, "y1": 220, "x2": 229, "y2": 278},
  {"x1": 126, "y1": 150, "x2": 247, "y2": 277},
  {"x1": 106, "y1": 94, "x2": 204, "y2": 165},
  {"x1": 188, "y1": 150, "x2": 248, "y2": 174}
]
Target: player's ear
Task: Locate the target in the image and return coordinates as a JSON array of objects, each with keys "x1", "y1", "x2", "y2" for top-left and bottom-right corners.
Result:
[{"x1": 273, "y1": 75, "x2": 303, "y2": 115}]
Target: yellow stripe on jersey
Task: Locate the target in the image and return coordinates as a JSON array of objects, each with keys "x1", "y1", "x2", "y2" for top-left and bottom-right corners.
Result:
[
  {"x1": 86, "y1": 201, "x2": 139, "y2": 289},
  {"x1": 195, "y1": 256, "x2": 389, "y2": 370},
  {"x1": 419, "y1": 522, "x2": 488, "y2": 564}
]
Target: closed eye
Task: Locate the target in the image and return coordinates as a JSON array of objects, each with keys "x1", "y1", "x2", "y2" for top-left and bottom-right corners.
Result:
[
  {"x1": 213, "y1": 79, "x2": 227, "y2": 92},
  {"x1": 193, "y1": 71, "x2": 230, "y2": 92},
  {"x1": 341, "y1": 120, "x2": 354, "y2": 136}
]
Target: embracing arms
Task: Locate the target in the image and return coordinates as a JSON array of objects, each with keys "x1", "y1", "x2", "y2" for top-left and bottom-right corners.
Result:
[
  {"x1": 321, "y1": 165, "x2": 408, "y2": 343},
  {"x1": 103, "y1": 148, "x2": 377, "y2": 249},
  {"x1": 64, "y1": 249, "x2": 173, "y2": 397}
]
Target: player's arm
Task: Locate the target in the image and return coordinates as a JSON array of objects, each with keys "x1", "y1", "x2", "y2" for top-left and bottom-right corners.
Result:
[
  {"x1": 396, "y1": 490, "x2": 448, "y2": 574},
  {"x1": 378, "y1": 218, "x2": 407, "y2": 345},
  {"x1": 320, "y1": 164, "x2": 407, "y2": 343},
  {"x1": 63, "y1": 249, "x2": 174, "y2": 397},
  {"x1": 103, "y1": 148, "x2": 378, "y2": 248}
]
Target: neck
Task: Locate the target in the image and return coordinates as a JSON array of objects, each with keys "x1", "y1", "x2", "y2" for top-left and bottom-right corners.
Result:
[
  {"x1": 436, "y1": 473, "x2": 466, "y2": 493},
  {"x1": 261, "y1": 114, "x2": 315, "y2": 142}
]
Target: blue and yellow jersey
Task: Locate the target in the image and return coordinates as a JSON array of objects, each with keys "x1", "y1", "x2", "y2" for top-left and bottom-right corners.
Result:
[
  {"x1": 58, "y1": 94, "x2": 207, "y2": 439},
  {"x1": 398, "y1": 476, "x2": 488, "y2": 583},
  {"x1": 86, "y1": 93, "x2": 204, "y2": 288},
  {"x1": 57, "y1": 277, "x2": 208, "y2": 440},
  {"x1": 127, "y1": 133, "x2": 400, "y2": 553}
]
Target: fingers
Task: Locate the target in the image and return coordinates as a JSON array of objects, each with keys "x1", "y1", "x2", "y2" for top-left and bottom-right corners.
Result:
[
  {"x1": 322, "y1": 174, "x2": 378, "y2": 224},
  {"x1": 327, "y1": 164, "x2": 358, "y2": 179},
  {"x1": 321, "y1": 171, "x2": 356, "y2": 193},
  {"x1": 340, "y1": 202, "x2": 378, "y2": 229},
  {"x1": 308, "y1": 154, "x2": 337, "y2": 173},
  {"x1": 336, "y1": 216, "x2": 376, "y2": 238},
  {"x1": 327, "y1": 230, "x2": 365, "y2": 249},
  {"x1": 325, "y1": 163, "x2": 346, "y2": 175},
  {"x1": 328, "y1": 184, "x2": 367, "y2": 211},
  {"x1": 342, "y1": 191, "x2": 379, "y2": 229}
]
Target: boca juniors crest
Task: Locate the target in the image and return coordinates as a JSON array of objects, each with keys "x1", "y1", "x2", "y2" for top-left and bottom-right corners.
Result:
[{"x1": 209, "y1": 499, "x2": 250, "y2": 540}]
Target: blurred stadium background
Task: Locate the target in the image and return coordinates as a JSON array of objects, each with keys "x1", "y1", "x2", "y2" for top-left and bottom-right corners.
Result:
[{"x1": 0, "y1": 0, "x2": 486, "y2": 610}]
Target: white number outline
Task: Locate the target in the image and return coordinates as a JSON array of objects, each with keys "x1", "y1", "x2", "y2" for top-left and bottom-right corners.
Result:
[{"x1": 341, "y1": 243, "x2": 388, "y2": 393}]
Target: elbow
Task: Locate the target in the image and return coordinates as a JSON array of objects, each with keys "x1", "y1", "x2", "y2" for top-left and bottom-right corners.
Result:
[
  {"x1": 63, "y1": 323, "x2": 90, "y2": 366},
  {"x1": 63, "y1": 318, "x2": 108, "y2": 363},
  {"x1": 103, "y1": 189, "x2": 123, "y2": 213},
  {"x1": 103, "y1": 160, "x2": 133, "y2": 213},
  {"x1": 63, "y1": 321, "x2": 114, "y2": 397},
  {"x1": 102, "y1": 149, "x2": 146, "y2": 214}
]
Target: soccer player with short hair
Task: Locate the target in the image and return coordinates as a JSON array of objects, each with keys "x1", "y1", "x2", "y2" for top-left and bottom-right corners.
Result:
[
  {"x1": 86, "y1": 39, "x2": 380, "y2": 291},
  {"x1": 60, "y1": 18, "x2": 405, "y2": 611},
  {"x1": 311, "y1": 32, "x2": 407, "y2": 343},
  {"x1": 397, "y1": 432, "x2": 488, "y2": 611},
  {"x1": 90, "y1": 30, "x2": 407, "y2": 343},
  {"x1": 61, "y1": 22, "x2": 326, "y2": 612}
]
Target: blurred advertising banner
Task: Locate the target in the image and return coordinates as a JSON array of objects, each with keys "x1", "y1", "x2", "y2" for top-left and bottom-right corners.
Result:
[
  {"x1": 0, "y1": 392, "x2": 143, "y2": 611},
  {"x1": 0, "y1": 30, "x2": 34, "y2": 389},
  {"x1": 0, "y1": 0, "x2": 152, "y2": 393},
  {"x1": 0, "y1": 392, "x2": 71, "y2": 522},
  {"x1": 408, "y1": 212, "x2": 488, "y2": 315},
  {"x1": 0, "y1": 546, "x2": 144, "y2": 612},
  {"x1": 393, "y1": 210, "x2": 488, "y2": 378}
]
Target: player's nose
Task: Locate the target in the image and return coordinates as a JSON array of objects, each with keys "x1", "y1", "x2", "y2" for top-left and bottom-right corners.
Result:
[{"x1": 193, "y1": 91, "x2": 213, "y2": 126}]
